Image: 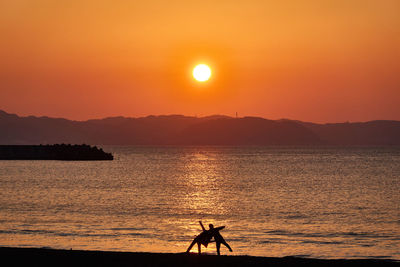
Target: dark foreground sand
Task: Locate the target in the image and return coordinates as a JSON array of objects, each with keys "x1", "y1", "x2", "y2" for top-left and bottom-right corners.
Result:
[{"x1": 1, "y1": 247, "x2": 398, "y2": 267}]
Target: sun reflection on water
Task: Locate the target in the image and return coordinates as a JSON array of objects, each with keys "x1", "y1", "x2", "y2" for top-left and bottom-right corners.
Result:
[
  {"x1": 172, "y1": 150, "x2": 233, "y2": 254},
  {"x1": 180, "y1": 153, "x2": 227, "y2": 214}
]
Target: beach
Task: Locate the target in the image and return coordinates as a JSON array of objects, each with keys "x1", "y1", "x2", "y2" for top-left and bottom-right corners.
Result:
[{"x1": 1, "y1": 247, "x2": 398, "y2": 267}]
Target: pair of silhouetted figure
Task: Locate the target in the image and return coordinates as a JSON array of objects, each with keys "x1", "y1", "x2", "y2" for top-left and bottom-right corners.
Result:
[{"x1": 186, "y1": 221, "x2": 232, "y2": 255}]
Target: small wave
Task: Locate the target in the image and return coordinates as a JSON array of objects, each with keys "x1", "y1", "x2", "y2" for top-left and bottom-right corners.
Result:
[
  {"x1": 21, "y1": 229, "x2": 52, "y2": 233},
  {"x1": 0, "y1": 229, "x2": 144, "y2": 238},
  {"x1": 301, "y1": 240, "x2": 344, "y2": 245},
  {"x1": 341, "y1": 232, "x2": 392, "y2": 239},
  {"x1": 285, "y1": 215, "x2": 308, "y2": 219},
  {"x1": 265, "y1": 230, "x2": 326, "y2": 238},
  {"x1": 278, "y1": 212, "x2": 308, "y2": 220},
  {"x1": 344, "y1": 232, "x2": 366, "y2": 236},
  {"x1": 121, "y1": 233, "x2": 143, "y2": 237},
  {"x1": 259, "y1": 238, "x2": 289, "y2": 244},
  {"x1": 0, "y1": 230, "x2": 18, "y2": 234},
  {"x1": 58, "y1": 232, "x2": 144, "y2": 238},
  {"x1": 109, "y1": 227, "x2": 146, "y2": 231},
  {"x1": 265, "y1": 230, "x2": 288, "y2": 235},
  {"x1": 360, "y1": 244, "x2": 374, "y2": 247},
  {"x1": 264, "y1": 229, "x2": 395, "y2": 239}
]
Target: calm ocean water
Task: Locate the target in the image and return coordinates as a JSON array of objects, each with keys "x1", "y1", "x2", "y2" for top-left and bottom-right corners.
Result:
[{"x1": 0, "y1": 146, "x2": 399, "y2": 259}]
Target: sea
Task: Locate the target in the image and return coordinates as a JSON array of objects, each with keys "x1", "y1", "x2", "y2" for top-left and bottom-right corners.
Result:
[{"x1": 0, "y1": 146, "x2": 399, "y2": 260}]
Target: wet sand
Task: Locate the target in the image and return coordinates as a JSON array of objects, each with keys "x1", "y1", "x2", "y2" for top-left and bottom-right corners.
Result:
[{"x1": 1, "y1": 247, "x2": 398, "y2": 267}]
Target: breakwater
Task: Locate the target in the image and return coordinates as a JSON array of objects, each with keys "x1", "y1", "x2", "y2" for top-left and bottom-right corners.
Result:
[{"x1": 0, "y1": 144, "x2": 113, "y2": 160}]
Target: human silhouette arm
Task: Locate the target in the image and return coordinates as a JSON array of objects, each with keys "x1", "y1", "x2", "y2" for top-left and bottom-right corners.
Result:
[{"x1": 199, "y1": 221, "x2": 206, "y2": 231}]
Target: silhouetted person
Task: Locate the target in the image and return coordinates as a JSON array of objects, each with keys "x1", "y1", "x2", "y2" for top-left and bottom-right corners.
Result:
[
  {"x1": 186, "y1": 221, "x2": 213, "y2": 254},
  {"x1": 186, "y1": 221, "x2": 232, "y2": 255},
  {"x1": 208, "y1": 223, "x2": 233, "y2": 255}
]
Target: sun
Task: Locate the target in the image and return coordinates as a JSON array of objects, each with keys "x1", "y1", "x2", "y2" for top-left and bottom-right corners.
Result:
[{"x1": 193, "y1": 64, "x2": 211, "y2": 82}]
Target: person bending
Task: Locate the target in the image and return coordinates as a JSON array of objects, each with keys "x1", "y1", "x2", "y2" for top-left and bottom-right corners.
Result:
[{"x1": 186, "y1": 221, "x2": 233, "y2": 255}]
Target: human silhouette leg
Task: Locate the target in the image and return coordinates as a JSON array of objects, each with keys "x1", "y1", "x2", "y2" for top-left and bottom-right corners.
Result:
[
  {"x1": 221, "y1": 240, "x2": 233, "y2": 252},
  {"x1": 187, "y1": 239, "x2": 203, "y2": 254},
  {"x1": 186, "y1": 237, "x2": 198, "y2": 253},
  {"x1": 216, "y1": 242, "x2": 221, "y2": 255}
]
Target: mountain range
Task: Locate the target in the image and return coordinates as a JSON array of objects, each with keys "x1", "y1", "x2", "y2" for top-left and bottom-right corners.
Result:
[{"x1": 1, "y1": 110, "x2": 399, "y2": 145}]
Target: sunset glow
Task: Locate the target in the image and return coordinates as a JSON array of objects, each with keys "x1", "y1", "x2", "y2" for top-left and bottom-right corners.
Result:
[{"x1": 0, "y1": 1, "x2": 399, "y2": 122}]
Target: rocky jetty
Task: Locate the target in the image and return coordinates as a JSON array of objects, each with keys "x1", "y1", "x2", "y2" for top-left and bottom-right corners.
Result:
[{"x1": 0, "y1": 144, "x2": 113, "y2": 160}]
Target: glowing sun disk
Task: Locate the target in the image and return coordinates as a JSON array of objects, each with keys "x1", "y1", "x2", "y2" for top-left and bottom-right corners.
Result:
[{"x1": 193, "y1": 64, "x2": 211, "y2": 82}]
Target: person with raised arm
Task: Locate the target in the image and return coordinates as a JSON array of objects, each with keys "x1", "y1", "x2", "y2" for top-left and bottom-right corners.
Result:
[
  {"x1": 186, "y1": 221, "x2": 232, "y2": 255},
  {"x1": 208, "y1": 223, "x2": 233, "y2": 255},
  {"x1": 186, "y1": 221, "x2": 212, "y2": 254}
]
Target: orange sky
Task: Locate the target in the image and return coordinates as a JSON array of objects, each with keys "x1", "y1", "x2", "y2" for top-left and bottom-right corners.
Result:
[{"x1": 0, "y1": 0, "x2": 399, "y2": 122}]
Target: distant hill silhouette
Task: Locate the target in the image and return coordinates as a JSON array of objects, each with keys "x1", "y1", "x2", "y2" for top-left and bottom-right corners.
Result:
[{"x1": 1, "y1": 110, "x2": 399, "y2": 145}]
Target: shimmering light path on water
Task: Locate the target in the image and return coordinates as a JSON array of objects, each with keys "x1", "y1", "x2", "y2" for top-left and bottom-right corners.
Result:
[{"x1": 0, "y1": 147, "x2": 399, "y2": 259}]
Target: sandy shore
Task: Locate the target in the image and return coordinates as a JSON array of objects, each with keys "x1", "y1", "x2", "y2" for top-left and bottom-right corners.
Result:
[{"x1": 1, "y1": 247, "x2": 398, "y2": 267}]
